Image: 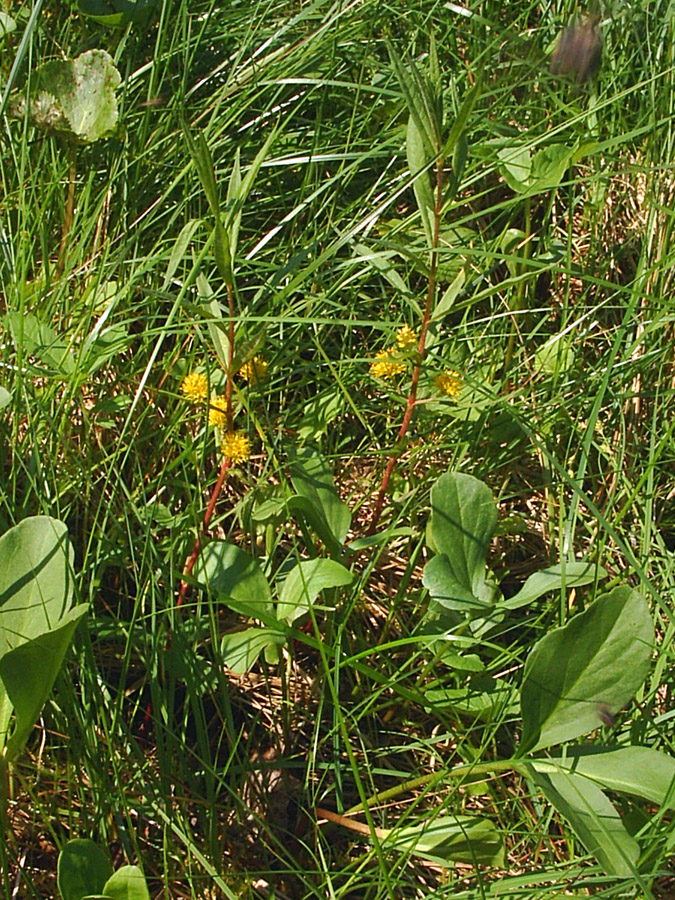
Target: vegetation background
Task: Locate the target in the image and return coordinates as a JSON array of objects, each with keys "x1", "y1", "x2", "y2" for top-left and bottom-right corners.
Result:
[{"x1": 1, "y1": 0, "x2": 674, "y2": 896}]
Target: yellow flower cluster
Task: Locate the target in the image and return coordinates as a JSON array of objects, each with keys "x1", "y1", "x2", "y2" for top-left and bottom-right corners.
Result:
[
  {"x1": 370, "y1": 326, "x2": 418, "y2": 379},
  {"x1": 396, "y1": 325, "x2": 418, "y2": 350},
  {"x1": 180, "y1": 372, "x2": 208, "y2": 403},
  {"x1": 181, "y1": 363, "x2": 260, "y2": 466},
  {"x1": 208, "y1": 394, "x2": 227, "y2": 427},
  {"x1": 221, "y1": 431, "x2": 251, "y2": 463},
  {"x1": 435, "y1": 369, "x2": 462, "y2": 400},
  {"x1": 370, "y1": 349, "x2": 406, "y2": 379},
  {"x1": 239, "y1": 356, "x2": 269, "y2": 383}
]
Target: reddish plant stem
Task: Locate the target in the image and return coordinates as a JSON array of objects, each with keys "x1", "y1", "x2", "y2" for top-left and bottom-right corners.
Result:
[
  {"x1": 367, "y1": 155, "x2": 444, "y2": 534},
  {"x1": 177, "y1": 454, "x2": 232, "y2": 606},
  {"x1": 177, "y1": 284, "x2": 237, "y2": 608}
]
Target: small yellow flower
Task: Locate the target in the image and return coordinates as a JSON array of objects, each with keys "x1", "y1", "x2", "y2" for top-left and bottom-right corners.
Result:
[
  {"x1": 435, "y1": 369, "x2": 462, "y2": 400},
  {"x1": 221, "y1": 432, "x2": 251, "y2": 463},
  {"x1": 396, "y1": 325, "x2": 418, "y2": 350},
  {"x1": 208, "y1": 394, "x2": 227, "y2": 427},
  {"x1": 180, "y1": 372, "x2": 208, "y2": 403},
  {"x1": 239, "y1": 356, "x2": 269, "y2": 383},
  {"x1": 370, "y1": 348, "x2": 406, "y2": 379}
]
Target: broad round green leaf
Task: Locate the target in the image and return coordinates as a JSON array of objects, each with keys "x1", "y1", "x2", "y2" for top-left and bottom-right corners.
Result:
[
  {"x1": 102, "y1": 866, "x2": 150, "y2": 900},
  {"x1": 288, "y1": 448, "x2": 351, "y2": 555},
  {"x1": 520, "y1": 587, "x2": 653, "y2": 753},
  {"x1": 220, "y1": 627, "x2": 286, "y2": 675},
  {"x1": 10, "y1": 50, "x2": 120, "y2": 143},
  {"x1": 58, "y1": 839, "x2": 113, "y2": 900},
  {"x1": 197, "y1": 542, "x2": 272, "y2": 618},
  {"x1": 0, "y1": 516, "x2": 74, "y2": 648},
  {"x1": 1, "y1": 604, "x2": 88, "y2": 762},
  {"x1": 424, "y1": 473, "x2": 497, "y2": 608}
]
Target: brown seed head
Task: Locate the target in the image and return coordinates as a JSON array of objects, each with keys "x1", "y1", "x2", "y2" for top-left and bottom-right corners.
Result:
[{"x1": 551, "y1": 16, "x2": 602, "y2": 83}]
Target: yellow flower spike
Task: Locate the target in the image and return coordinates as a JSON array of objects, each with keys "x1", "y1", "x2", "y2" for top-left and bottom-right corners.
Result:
[
  {"x1": 221, "y1": 432, "x2": 251, "y2": 463},
  {"x1": 180, "y1": 372, "x2": 208, "y2": 404},
  {"x1": 239, "y1": 356, "x2": 269, "y2": 383},
  {"x1": 208, "y1": 394, "x2": 227, "y2": 427},
  {"x1": 435, "y1": 369, "x2": 462, "y2": 400},
  {"x1": 396, "y1": 325, "x2": 418, "y2": 350},
  {"x1": 370, "y1": 348, "x2": 406, "y2": 379}
]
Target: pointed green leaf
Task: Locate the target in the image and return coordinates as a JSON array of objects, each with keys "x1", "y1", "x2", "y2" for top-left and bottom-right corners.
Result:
[
  {"x1": 527, "y1": 766, "x2": 639, "y2": 876},
  {"x1": 195, "y1": 270, "x2": 230, "y2": 371},
  {"x1": 531, "y1": 746, "x2": 675, "y2": 809},
  {"x1": 58, "y1": 839, "x2": 113, "y2": 900},
  {"x1": 101, "y1": 866, "x2": 150, "y2": 900},
  {"x1": 226, "y1": 129, "x2": 277, "y2": 261},
  {"x1": 220, "y1": 627, "x2": 286, "y2": 674},
  {"x1": 520, "y1": 587, "x2": 653, "y2": 753},
  {"x1": 407, "y1": 113, "x2": 435, "y2": 249},
  {"x1": 184, "y1": 128, "x2": 232, "y2": 287},
  {"x1": 441, "y1": 81, "x2": 481, "y2": 159},
  {"x1": 288, "y1": 448, "x2": 351, "y2": 557},
  {"x1": 384, "y1": 814, "x2": 503, "y2": 867},
  {"x1": 197, "y1": 542, "x2": 273, "y2": 617},
  {"x1": 388, "y1": 45, "x2": 438, "y2": 159},
  {"x1": 503, "y1": 562, "x2": 608, "y2": 610},
  {"x1": 277, "y1": 558, "x2": 352, "y2": 624}
]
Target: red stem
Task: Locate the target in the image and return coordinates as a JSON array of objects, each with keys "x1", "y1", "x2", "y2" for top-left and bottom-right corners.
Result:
[
  {"x1": 177, "y1": 455, "x2": 232, "y2": 606},
  {"x1": 367, "y1": 155, "x2": 444, "y2": 534}
]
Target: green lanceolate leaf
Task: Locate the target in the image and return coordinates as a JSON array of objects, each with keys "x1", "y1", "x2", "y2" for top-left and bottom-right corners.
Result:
[
  {"x1": 531, "y1": 745, "x2": 675, "y2": 809},
  {"x1": 407, "y1": 112, "x2": 436, "y2": 250},
  {"x1": 527, "y1": 766, "x2": 639, "y2": 877},
  {"x1": 519, "y1": 587, "x2": 653, "y2": 753},
  {"x1": 384, "y1": 814, "x2": 504, "y2": 867},
  {"x1": 503, "y1": 562, "x2": 608, "y2": 610},
  {"x1": 288, "y1": 447, "x2": 351, "y2": 557},
  {"x1": 58, "y1": 839, "x2": 113, "y2": 900},
  {"x1": 184, "y1": 129, "x2": 233, "y2": 287}
]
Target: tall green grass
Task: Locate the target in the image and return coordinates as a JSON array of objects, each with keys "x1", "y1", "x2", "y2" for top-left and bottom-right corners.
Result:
[{"x1": 1, "y1": 0, "x2": 675, "y2": 896}]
